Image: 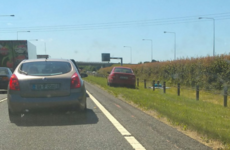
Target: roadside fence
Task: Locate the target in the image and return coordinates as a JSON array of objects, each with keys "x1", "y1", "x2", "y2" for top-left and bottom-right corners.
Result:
[
  {"x1": 136, "y1": 78, "x2": 228, "y2": 107},
  {"x1": 88, "y1": 74, "x2": 228, "y2": 107}
]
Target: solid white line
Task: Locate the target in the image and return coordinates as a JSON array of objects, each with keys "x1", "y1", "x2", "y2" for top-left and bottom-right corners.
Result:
[
  {"x1": 0, "y1": 98, "x2": 7, "y2": 103},
  {"x1": 86, "y1": 90, "x2": 146, "y2": 150}
]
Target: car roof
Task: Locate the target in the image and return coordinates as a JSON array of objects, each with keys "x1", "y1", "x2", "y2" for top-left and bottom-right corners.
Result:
[
  {"x1": 21, "y1": 58, "x2": 71, "y2": 63},
  {"x1": 113, "y1": 66, "x2": 132, "y2": 69}
]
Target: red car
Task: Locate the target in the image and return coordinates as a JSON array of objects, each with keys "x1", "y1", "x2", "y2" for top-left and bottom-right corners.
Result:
[{"x1": 107, "y1": 67, "x2": 135, "y2": 88}]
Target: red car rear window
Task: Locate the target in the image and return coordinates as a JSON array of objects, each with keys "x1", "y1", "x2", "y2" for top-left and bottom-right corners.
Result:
[{"x1": 114, "y1": 68, "x2": 133, "y2": 73}]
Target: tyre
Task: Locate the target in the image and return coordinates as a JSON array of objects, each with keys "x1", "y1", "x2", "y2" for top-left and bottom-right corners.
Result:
[
  {"x1": 8, "y1": 109, "x2": 19, "y2": 123},
  {"x1": 79, "y1": 99, "x2": 87, "y2": 112}
]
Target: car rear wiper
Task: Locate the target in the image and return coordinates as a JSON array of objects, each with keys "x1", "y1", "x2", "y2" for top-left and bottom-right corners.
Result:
[{"x1": 20, "y1": 70, "x2": 28, "y2": 75}]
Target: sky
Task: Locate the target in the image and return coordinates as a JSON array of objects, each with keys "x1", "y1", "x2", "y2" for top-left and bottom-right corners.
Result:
[{"x1": 0, "y1": 0, "x2": 230, "y2": 64}]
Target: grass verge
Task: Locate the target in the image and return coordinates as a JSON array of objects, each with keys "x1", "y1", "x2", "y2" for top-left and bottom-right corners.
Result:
[{"x1": 84, "y1": 75, "x2": 230, "y2": 149}]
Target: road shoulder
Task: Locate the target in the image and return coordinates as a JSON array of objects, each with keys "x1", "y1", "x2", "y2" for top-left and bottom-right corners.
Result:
[{"x1": 85, "y1": 81, "x2": 212, "y2": 150}]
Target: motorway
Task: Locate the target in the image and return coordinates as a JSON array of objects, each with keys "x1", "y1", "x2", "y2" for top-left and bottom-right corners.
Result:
[{"x1": 0, "y1": 82, "x2": 211, "y2": 150}]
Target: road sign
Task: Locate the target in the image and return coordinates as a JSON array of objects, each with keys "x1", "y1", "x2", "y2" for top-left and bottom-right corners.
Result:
[{"x1": 102, "y1": 53, "x2": 110, "y2": 61}]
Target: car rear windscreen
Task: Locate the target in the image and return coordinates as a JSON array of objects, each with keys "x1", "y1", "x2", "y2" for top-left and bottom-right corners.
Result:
[
  {"x1": 19, "y1": 61, "x2": 71, "y2": 76},
  {"x1": 114, "y1": 68, "x2": 133, "y2": 73}
]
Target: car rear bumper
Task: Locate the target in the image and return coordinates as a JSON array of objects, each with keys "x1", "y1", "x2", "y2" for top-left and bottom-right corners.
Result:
[
  {"x1": 110, "y1": 79, "x2": 135, "y2": 86},
  {"x1": 0, "y1": 82, "x2": 8, "y2": 89},
  {"x1": 7, "y1": 92, "x2": 86, "y2": 113}
]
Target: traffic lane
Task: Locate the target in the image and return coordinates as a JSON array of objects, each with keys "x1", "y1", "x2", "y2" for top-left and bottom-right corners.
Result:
[
  {"x1": 85, "y1": 81, "x2": 211, "y2": 150},
  {"x1": 0, "y1": 97, "x2": 133, "y2": 150}
]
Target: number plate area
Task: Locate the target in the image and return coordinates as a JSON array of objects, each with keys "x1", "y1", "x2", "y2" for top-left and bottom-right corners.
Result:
[
  {"x1": 31, "y1": 83, "x2": 60, "y2": 91},
  {"x1": 120, "y1": 76, "x2": 128, "y2": 79}
]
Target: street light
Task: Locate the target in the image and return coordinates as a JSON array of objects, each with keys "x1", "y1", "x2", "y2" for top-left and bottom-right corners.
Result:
[
  {"x1": 17, "y1": 31, "x2": 30, "y2": 40},
  {"x1": 198, "y1": 17, "x2": 215, "y2": 56},
  {"x1": 0, "y1": 15, "x2": 14, "y2": 38},
  {"x1": 124, "y1": 46, "x2": 132, "y2": 64},
  {"x1": 142, "y1": 39, "x2": 153, "y2": 62},
  {"x1": 0, "y1": 15, "x2": 14, "y2": 17},
  {"x1": 164, "y1": 31, "x2": 176, "y2": 60}
]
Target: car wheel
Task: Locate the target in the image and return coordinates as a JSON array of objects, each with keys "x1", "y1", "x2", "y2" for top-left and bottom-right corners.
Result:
[
  {"x1": 8, "y1": 109, "x2": 19, "y2": 123},
  {"x1": 79, "y1": 99, "x2": 87, "y2": 112}
]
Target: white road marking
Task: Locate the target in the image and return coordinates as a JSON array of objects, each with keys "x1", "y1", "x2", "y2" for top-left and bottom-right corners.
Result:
[
  {"x1": 87, "y1": 91, "x2": 146, "y2": 150},
  {"x1": 0, "y1": 98, "x2": 7, "y2": 103}
]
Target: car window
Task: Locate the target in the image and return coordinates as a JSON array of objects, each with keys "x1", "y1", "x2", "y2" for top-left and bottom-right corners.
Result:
[
  {"x1": 7, "y1": 68, "x2": 12, "y2": 76},
  {"x1": 19, "y1": 61, "x2": 71, "y2": 76},
  {"x1": 0, "y1": 68, "x2": 9, "y2": 75},
  {"x1": 114, "y1": 68, "x2": 133, "y2": 73}
]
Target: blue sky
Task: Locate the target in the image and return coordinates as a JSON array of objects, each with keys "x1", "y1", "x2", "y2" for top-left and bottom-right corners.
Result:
[{"x1": 0, "y1": 0, "x2": 230, "y2": 64}]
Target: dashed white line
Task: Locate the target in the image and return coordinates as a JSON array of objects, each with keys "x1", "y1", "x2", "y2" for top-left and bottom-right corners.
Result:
[
  {"x1": 0, "y1": 98, "x2": 7, "y2": 103},
  {"x1": 87, "y1": 90, "x2": 146, "y2": 150}
]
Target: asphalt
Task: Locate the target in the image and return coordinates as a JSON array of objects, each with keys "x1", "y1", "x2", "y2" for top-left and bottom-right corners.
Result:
[{"x1": 0, "y1": 82, "x2": 211, "y2": 150}]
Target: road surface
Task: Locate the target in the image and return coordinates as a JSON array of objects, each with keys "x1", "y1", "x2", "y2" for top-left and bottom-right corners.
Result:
[{"x1": 0, "y1": 82, "x2": 211, "y2": 150}]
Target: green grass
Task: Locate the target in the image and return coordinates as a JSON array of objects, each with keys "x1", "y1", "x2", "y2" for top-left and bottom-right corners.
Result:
[{"x1": 84, "y1": 75, "x2": 230, "y2": 148}]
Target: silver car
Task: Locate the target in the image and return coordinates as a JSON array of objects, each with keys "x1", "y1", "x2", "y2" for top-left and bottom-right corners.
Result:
[{"x1": 7, "y1": 59, "x2": 87, "y2": 122}]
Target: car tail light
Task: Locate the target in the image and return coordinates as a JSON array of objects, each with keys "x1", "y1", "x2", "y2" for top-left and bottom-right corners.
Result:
[
  {"x1": 130, "y1": 75, "x2": 135, "y2": 80},
  {"x1": 132, "y1": 76, "x2": 135, "y2": 80},
  {"x1": 71, "y1": 72, "x2": 81, "y2": 89},
  {"x1": 9, "y1": 74, "x2": 20, "y2": 91},
  {"x1": 111, "y1": 73, "x2": 117, "y2": 79}
]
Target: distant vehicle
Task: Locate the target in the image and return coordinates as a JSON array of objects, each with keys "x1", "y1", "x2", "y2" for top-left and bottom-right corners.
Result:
[
  {"x1": 0, "y1": 40, "x2": 37, "y2": 71},
  {"x1": 7, "y1": 59, "x2": 87, "y2": 122},
  {"x1": 107, "y1": 67, "x2": 136, "y2": 88},
  {"x1": 0, "y1": 67, "x2": 12, "y2": 90}
]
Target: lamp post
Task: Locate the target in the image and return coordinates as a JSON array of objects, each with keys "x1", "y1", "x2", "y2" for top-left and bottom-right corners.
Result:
[
  {"x1": 142, "y1": 39, "x2": 153, "y2": 62},
  {"x1": 38, "y1": 40, "x2": 47, "y2": 54},
  {"x1": 164, "y1": 31, "x2": 176, "y2": 60},
  {"x1": 124, "y1": 46, "x2": 132, "y2": 64},
  {"x1": 0, "y1": 15, "x2": 14, "y2": 17},
  {"x1": 0, "y1": 15, "x2": 14, "y2": 39},
  {"x1": 17, "y1": 31, "x2": 30, "y2": 40},
  {"x1": 198, "y1": 17, "x2": 215, "y2": 56}
]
